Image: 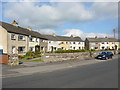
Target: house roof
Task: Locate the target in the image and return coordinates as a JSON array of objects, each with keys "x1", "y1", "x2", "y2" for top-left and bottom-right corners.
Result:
[
  {"x1": 0, "y1": 21, "x2": 46, "y2": 39},
  {"x1": 0, "y1": 21, "x2": 83, "y2": 41},
  {"x1": 86, "y1": 37, "x2": 118, "y2": 42},
  {"x1": 42, "y1": 35, "x2": 83, "y2": 41}
]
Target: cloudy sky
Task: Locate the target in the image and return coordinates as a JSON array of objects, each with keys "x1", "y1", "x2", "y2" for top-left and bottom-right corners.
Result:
[{"x1": 0, "y1": 0, "x2": 118, "y2": 39}]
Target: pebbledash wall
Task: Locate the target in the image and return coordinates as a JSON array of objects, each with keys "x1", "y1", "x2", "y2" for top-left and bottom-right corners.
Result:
[{"x1": 0, "y1": 26, "x2": 8, "y2": 53}]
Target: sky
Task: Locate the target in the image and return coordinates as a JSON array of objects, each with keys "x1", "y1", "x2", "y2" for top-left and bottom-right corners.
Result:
[{"x1": 0, "y1": 0, "x2": 119, "y2": 39}]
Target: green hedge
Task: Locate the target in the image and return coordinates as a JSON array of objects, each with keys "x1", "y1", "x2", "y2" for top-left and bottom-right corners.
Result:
[
  {"x1": 54, "y1": 49, "x2": 86, "y2": 53},
  {"x1": 18, "y1": 51, "x2": 42, "y2": 60}
]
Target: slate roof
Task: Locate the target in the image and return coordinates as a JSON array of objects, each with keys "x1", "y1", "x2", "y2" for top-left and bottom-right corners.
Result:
[
  {"x1": 42, "y1": 35, "x2": 83, "y2": 41},
  {"x1": 0, "y1": 21, "x2": 83, "y2": 41},
  {"x1": 0, "y1": 21, "x2": 46, "y2": 39},
  {"x1": 86, "y1": 37, "x2": 118, "y2": 42}
]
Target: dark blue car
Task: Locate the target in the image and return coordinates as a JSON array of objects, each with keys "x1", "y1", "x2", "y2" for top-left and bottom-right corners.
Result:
[{"x1": 95, "y1": 52, "x2": 113, "y2": 60}]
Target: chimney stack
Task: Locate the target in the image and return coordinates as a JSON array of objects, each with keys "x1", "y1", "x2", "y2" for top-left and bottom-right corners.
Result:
[
  {"x1": 95, "y1": 36, "x2": 97, "y2": 38},
  {"x1": 12, "y1": 20, "x2": 18, "y2": 26},
  {"x1": 70, "y1": 35, "x2": 73, "y2": 37},
  {"x1": 52, "y1": 33, "x2": 56, "y2": 36},
  {"x1": 27, "y1": 26, "x2": 32, "y2": 31}
]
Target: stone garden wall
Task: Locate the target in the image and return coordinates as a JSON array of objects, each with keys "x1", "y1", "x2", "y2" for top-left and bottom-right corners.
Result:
[
  {"x1": 41, "y1": 52, "x2": 94, "y2": 63},
  {"x1": 41, "y1": 50, "x2": 118, "y2": 63}
]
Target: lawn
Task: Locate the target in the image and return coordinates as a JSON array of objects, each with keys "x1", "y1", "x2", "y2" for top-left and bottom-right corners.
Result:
[{"x1": 19, "y1": 59, "x2": 43, "y2": 62}]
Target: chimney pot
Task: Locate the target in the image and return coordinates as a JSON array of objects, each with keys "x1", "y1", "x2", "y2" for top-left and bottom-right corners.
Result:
[{"x1": 12, "y1": 20, "x2": 18, "y2": 26}]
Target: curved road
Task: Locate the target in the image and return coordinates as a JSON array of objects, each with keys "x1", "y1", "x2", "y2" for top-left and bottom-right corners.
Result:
[{"x1": 2, "y1": 58, "x2": 118, "y2": 88}]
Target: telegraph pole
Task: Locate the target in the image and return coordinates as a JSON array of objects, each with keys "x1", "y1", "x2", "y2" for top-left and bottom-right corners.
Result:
[{"x1": 113, "y1": 29, "x2": 116, "y2": 54}]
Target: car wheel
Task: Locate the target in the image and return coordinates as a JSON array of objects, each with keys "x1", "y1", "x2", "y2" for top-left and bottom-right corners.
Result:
[
  {"x1": 111, "y1": 56, "x2": 112, "y2": 59},
  {"x1": 105, "y1": 57, "x2": 108, "y2": 60}
]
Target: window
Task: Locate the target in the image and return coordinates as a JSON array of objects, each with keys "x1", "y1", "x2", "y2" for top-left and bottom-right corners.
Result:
[
  {"x1": 49, "y1": 41, "x2": 51, "y2": 43},
  {"x1": 70, "y1": 46, "x2": 72, "y2": 49},
  {"x1": 112, "y1": 46, "x2": 114, "y2": 49},
  {"x1": 78, "y1": 42, "x2": 81, "y2": 44},
  {"x1": 107, "y1": 46, "x2": 109, "y2": 49},
  {"x1": 29, "y1": 47, "x2": 34, "y2": 51},
  {"x1": 73, "y1": 42, "x2": 75, "y2": 44},
  {"x1": 79, "y1": 47, "x2": 81, "y2": 49},
  {"x1": 18, "y1": 47, "x2": 25, "y2": 53},
  {"x1": 54, "y1": 47, "x2": 57, "y2": 51},
  {"x1": 95, "y1": 47, "x2": 98, "y2": 49},
  {"x1": 62, "y1": 47, "x2": 64, "y2": 50},
  {"x1": 107, "y1": 42, "x2": 109, "y2": 44},
  {"x1": 18, "y1": 35, "x2": 25, "y2": 41},
  {"x1": 66, "y1": 42, "x2": 68, "y2": 44},
  {"x1": 11, "y1": 33, "x2": 16, "y2": 40},
  {"x1": 73, "y1": 47, "x2": 75, "y2": 50},
  {"x1": 61, "y1": 42, "x2": 64, "y2": 44},
  {"x1": 41, "y1": 47, "x2": 44, "y2": 51},
  {"x1": 12, "y1": 46, "x2": 16, "y2": 54},
  {"x1": 102, "y1": 42, "x2": 104, "y2": 44},
  {"x1": 36, "y1": 38, "x2": 39, "y2": 42},
  {"x1": 102, "y1": 46, "x2": 105, "y2": 49},
  {"x1": 29, "y1": 37, "x2": 34, "y2": 42},
  {"x1": 70, "y1": 42, "x2": 71, "y2": 44}
]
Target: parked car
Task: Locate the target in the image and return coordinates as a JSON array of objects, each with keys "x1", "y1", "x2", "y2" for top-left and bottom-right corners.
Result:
[
  {"x1": 106, "y1": 52, "x2": 114, "y2": 57},
  {"x1": 95, "y1": 52, "x2": 113, "y2": 60}
]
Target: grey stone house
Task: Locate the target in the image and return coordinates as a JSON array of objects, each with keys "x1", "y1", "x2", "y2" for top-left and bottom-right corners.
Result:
[{"x1": 85, "y1": 37, "x2": 119, "y2": 50}]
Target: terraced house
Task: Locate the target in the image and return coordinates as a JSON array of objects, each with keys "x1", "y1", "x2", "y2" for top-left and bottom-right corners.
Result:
[
  {"x1": 0, "y1": 21, "x2": 47, "y2": 55},
  {"x1": 85, "y1": 37, "x2": 119, "y2": 50},
  {"x1": 43, "y1": 34, "x2": 85, "y2": 52},
  {"x1": 0, "y1": 21, "x2": 85, "y2": 54}
]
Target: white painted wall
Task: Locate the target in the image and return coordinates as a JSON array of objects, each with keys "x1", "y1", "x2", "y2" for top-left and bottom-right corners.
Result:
[{"x1": 47, "y1": 41, "x2": 60, "y2": 51}]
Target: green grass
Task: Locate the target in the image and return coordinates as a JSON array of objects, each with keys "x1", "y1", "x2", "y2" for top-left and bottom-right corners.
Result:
[{"x1": 19, "y1": 59, "x2": 43, "y2": 62}]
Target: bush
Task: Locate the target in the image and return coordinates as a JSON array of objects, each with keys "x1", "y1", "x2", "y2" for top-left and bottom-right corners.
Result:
[
  {"x1": 26, "y1": 51, "x2": 34, "y2": 56},
  {"x1": 90, "y1": 49, "x2": 96, "y2": 52},
  {"x1": 57, "y1": 48, "x2": 63, "y2": 51},
  {"x1": 18, "y1": 55, "x2": 25, "y2": 59}
]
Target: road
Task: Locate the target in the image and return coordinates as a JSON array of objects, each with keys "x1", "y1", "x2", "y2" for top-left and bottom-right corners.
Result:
[{"x1": 2, "y1": 58, "x2": 118, "y2": 88}]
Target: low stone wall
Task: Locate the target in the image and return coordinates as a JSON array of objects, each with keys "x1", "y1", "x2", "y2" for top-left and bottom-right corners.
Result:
[
  {"x1": 41, "y1": 50, "x2": 118, "y2": 63},
  {"x1": 41, "y1": 51, "x2": 118, "y2": 62},
  {"x1": 41, "y1": 52, "x2": 91, "y2": 63}
]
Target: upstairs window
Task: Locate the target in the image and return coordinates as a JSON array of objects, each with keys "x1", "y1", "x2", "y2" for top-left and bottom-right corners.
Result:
[
  {"x1": 73, "y1": 42, "x2": 75, "y2": 44},
  {"x1": 61, "y1": 42, "x2": 64, "y2": 44},
  {"x1": 102, "y1": 42, "x2": 104, "y2": 44},
  {"x1": 107, "y1": 42, "x2": 109, "y2": 44},
  {"x1": 78, "y1": 42, "x2": 81, "y2": 44},
  {"x1": 18, "y1": 35, "x2": 25, "y2": 41},
  {"x1": 11, "y1": 33, "x2": 16, "y2": 40},
  {"x1": 36, "y1": 38, "x2": 39, "y2": 42},
  {"x1": 29, "y1": 37, "x2": 34, "y2": 42}
]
